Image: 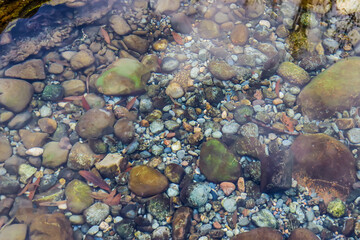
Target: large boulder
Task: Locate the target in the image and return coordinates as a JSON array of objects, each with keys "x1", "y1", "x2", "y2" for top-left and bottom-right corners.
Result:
[
  {"x1": 291, "y1": 134, "x2": 357, "y2": 202},
  {"x1": 298, "y1": 57, "x2": 360, "y2": 120},
  {"x1": 95, "y1": 58, "x2": 151, "y2": 96},
  {"x1": 199, "y1": 139, "x2": 241, "y2": 183},
  {"x1": 0, "y1": 78, "x2": 33, "y2": 113}
]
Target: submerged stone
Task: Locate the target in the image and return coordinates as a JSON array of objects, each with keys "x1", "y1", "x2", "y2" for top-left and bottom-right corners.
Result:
[
  {"x1": 291, "y1": 134, "x2": 356, "y2": 201},
  {"x1": 0, "y1": 78, "x2": 34, "y2": 113},
  {"x1": 199, "y1": 139, "x2": 241, "y2": 183},
  {"x1": 231, "y1": 227, "x2": 282, "y2": 240},
  {"x1": 65, "y1": 179, "x2": 94, "y2": 214},
  {"x1": 172, "y1": 206, "x2": 192, "y2": 240},
  {"x1": 95, "y1": 58, "x2": 151, "y2": 96},
  {"x1": 128, "y1": 165, "x2": 169, "y2": 197},
  {"x1": 298, "y1": 57, "x2": 360, "y2": 120}
]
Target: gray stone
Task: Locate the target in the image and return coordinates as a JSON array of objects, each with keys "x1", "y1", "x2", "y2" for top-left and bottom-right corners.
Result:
[
  {"x1": 164, "y1": 120, "x2": 180, "y2": 131},
  {"x1": 180, "y1": 183, "x2": 210, "y2": 208},
  {"x1": 150, "y1": 119, "x2": 164, "y2": 134},
  {"x1": 222, "y1": 122, "x2": 240, "y2": 135},
  {"x1": 7, "y1": 112, "x2": 32, "y2": 129},
  {"x1": 240, "y1": 123, "x2": 259, "y2": 138},
  {"x1": 161, "y1": 57, "x2": 179, "y2": 73},
  {"x1": 84, "y1": 202, "x2": 110, "y2": 225},
  {"x1": 252, "y1": 209, "x2": 277, "y2": 228},
  {"x1": 0, "y1": 176, "x2": 20, "y2": 194},
  {"x1": 347, "y1": 128, "x2": 360, "y2": 143},
  {"x1": 221, "y1": 197, "x2": 237, "y2": 212}
]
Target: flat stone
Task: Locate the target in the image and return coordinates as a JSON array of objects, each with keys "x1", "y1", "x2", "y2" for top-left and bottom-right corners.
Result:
[
  {"x1": 288, "y1": 228, "x2": 319, "y2": 240},
  {"x1": 61, "y1": 79, "x2": 85, "y2": 97},
  {"x1": 155, "y1": 0, "x2": 180, "y2": 13},
  {"x1": 0, "y1": 78, "x2": 34, "y2": 113},
  {"x1": 19, "y1": 129, "x2": 48, "y2": 149},
  {"x1": 123, "y1": 35, "x2": 149, "y2": 54},
  {"x1": 7, "y1": 112, "x2": 32, "y2": 129},
  {"x1": 251, "y1": 209, "x2": 277, "y2": 228},
  {"x1": 128, "y1": 165, "x2": 169, "y2": 197},
  {"x1": 0, "y1": 224, "x2": 27, "y2": 240},
  {"x1": 5, "y1": 59, "x2": 45, "y2": 80},
  {"x1": 0, "y1": 175, "x2": 20, "y2": 194},
  {"x1": 0, "y1": 136, "x2": 12, "y2": 162},
  {"x1": 335, "y1": 118, "x2": 355, "y2": 130}
]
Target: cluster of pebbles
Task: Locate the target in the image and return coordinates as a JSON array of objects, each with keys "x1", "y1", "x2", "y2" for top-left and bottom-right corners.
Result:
[{"x1": 1, "y1": 0, "x2": 360, "y2": 239}]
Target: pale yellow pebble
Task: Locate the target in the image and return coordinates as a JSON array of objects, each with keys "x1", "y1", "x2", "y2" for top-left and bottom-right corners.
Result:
[
  {"x1": 99, "y1": 221, "x2": 110, "y2": 231},
  {"x1": 240, "y1": 99, "x2": 251, "y2": 105},
  {"x1": 171, "y1": 141, "x2": 181, "y2": 152},
  {"x1": 58, "y1": 203, "x2": 67, "y2": 210},
  {"x1": 25, "y1": 147, "x2": 44, "y2": 156}
]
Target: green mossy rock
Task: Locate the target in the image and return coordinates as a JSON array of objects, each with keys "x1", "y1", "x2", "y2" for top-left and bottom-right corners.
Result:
[
  {"x1": 277, "y1": 62, "x2": 310, "y2": 86},
  {"x1": 298, "y1": 57, "x2": 360, "y2": 120},
  {"x1": 95, "y1": 58, "x2": 151, "y2": 96},
  {"x1": 327, "y1": 198, "x2": 346, "y2": 218},
  {"x1": 199, "y1": 139, "x2": 241, "y2": 183},
  {"x1": 65, "y1": 179, "x2": 94, "y2": 214}
]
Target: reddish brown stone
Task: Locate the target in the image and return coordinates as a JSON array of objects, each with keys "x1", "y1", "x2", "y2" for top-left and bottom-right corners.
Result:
[
  {"x1": 291, "y1": 134, "x2": 357, "y2": 202},
  {"x1": 288, "y1": 228, "x2": 319, "y2": 240},
  {"x1": 231, "y1": 227, "x2": 282, "y2": 240},
  {"x1": 172, "y1": 207, "x2": 193, "y2": 240}
]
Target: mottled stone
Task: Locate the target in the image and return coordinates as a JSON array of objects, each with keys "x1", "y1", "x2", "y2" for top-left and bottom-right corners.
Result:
[
  {"x1": 277, "y1": 61, "x2": 310, "y2": 86},
  {"x1": 208, "y1": 61, "x2": 236, "y2": 80},
  {"x1": 172, "y1": 207, "x2": 192, "y2": 240},
  {"x1": 67, "y1": 142, "x2": 97, "y2": 170},
  {"x1": 65, "y1": 179, "x2": 94, "y2": 214},
  {"x1": 199, "y1": 139, "x2": 241, "y2": 183}
]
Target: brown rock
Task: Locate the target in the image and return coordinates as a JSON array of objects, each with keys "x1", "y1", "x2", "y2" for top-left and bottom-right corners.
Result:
[
  {"x1": 129, "y1": 165, "x2": 169, "y2": 197},
  {"x1": 0, "y1": 78, "x2": 34, "y2": 113},
  {"x1": 19, "y1": 129, "x2": 48, "y2": 149},
  {"x1": 75, "y1": 108, "x2": 115, "y2": 139},
  {"x1": 231, "y1": 227, "x2": 282, "y2": 240},
  {"x1": 123, "y1": 35, "x2": 149, "y2": 54},
  {"x1": 5, "y1": 59, "x2": 45, "y2": 80},
  {"x1": 7, "y1": 112, "x2": 32, "y2": 130},
  {"x1": 4, "y1": 155, "x2": 26, "y2": 175},
  {"x1": 70, "y1": 50, "x2": 95, "y2": 70},
  {"x1": 335, "y1": 118, "x2": 355, "y2": 130},
  {"x1": 48, "y1": 63, "x2": 64, "y2": 74},
  {"x1": 67, "y1": 142, "x2": 97, "y2": 170},
  {"x1": 114, "y1": 118, "x2": 135, "y2": 144},
  {"x1": 0, "y1": 136, "x2": 12, "y2": 162},
  {"x1": 61, "y1": 79, "x2": 85, "y2": 96},
  {"x1": 230, "y1": 24, "x2": 249, "y2": 46},
  {"x1": 288, "y1": 228, "x2": 319, "y2": 240},
  {"x1": 208, "y1": 61, "x2": 236, "y2": 80},
  {"x1": 29, "y1": 213, "x2": 74, "y2": 240},
  {"x1": 291, "y1": 134, "x2": 357, "y2": 202},
  {"x1": 38, "y1": 118, "x2": 57, "y2": 134},
  {"x1": 109, "y1": 15, "x2": 131, "y2": 35},
  {"x1": 172, "y1": 206, "x2": 193, "y2": 240},
  {"x1": 0, "y1": 197, "x2": 14, "y2": 216},
  {"x1": 0, "y1": 224, "x2": 27, "y2": 240},
  {"x1": 42, "y1": 142, "x2": 70, "y2": 168},
  {"x1": 342, "y1": 218, "x2": 355, "y2": 236},
  {"x1": 198, "y1": 20, "x2": 220, "y2": 39},
  {"x1": 164, "y1": 163, "x2": 185, "y2": 183},
  {"x1": 155, "y1": 0, "x2": 180, "y2": 13}
]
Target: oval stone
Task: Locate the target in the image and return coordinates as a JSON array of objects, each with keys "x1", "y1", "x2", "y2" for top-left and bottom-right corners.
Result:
[
  {"x1": 65, "y1": 179, "x2": 94, "y2": 214},
  {"x1": 128, "y1": 165, "x2": 169, "y2": 197}
]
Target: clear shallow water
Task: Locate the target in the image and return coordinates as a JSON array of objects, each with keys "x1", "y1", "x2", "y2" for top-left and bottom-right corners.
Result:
[{"x1": 0, "y1": 0, "x2": 360, "y2": 239}]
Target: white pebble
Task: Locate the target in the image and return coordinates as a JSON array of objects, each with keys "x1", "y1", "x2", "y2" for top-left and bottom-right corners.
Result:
[
  {"x1": 212, "y1": 131, "x2": 223, "y2": 138},
  {"x1": 259, "y1": 20, "x2": 271, "y2": 28},
  {"x1": 25, "y1": 147, "x2": 44, "y2": 156}
]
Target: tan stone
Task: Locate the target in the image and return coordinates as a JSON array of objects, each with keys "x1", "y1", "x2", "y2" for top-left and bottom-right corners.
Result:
[
  {"x1": 95, "y1": 153, "x2": 127, "y2": 178},
  {"x1": 19, "y1": 129, "x2": 49, "y2": 149},
  {"x1": 5, "y1": 59, "x2": 45, "y2": 80},
  {"x1": 230, "y1": 24, "x2": 249, "y2": 46},
  {"x1": 61, "y1": 79, "x2": 85, "y2": 96},
  {"x1": 0, "y1": 136, "x2": 12, "y2": 162}
]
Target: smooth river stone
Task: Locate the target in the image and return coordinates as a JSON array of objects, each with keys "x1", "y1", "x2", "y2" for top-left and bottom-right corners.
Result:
[
  {"x1": 5, "y1": 59, "x2": 45, "y2": 80},
  {"x1": 0, "y1": 136, "x2": 12, "y2": 162},
  {"x1": 65, "y1": 179, "x2": 94, "y2": 214},
  {"x1": 231, "y1": 227, "x2": 282, "y2": 240},
  {"x1": 0, "y1": 78, "x2": 34, "y2": 113},
  {"x1": 128, "y1": 165, "x2": 169, "y2": 197},
  {"x1": 75, "y1": 108, "x2": 115, "y2": 139},
  {"x1": 291, "y1": 133, "x2": 357, "y2": 202},
  {"x1": 298, "y1": 57, "x2": 360, "y2": 120}
]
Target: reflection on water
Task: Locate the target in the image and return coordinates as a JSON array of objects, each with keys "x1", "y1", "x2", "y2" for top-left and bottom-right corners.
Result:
[{"x1": 0, "y1": 0, "x2": 360, "y2": 239}]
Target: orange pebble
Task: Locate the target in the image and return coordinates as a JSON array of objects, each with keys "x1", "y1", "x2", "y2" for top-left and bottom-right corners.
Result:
[
  {"x1": 237, "y1": 177, "x2": 245, "y2": 192},
  {"x1": 167, "y1": 132, "x2": 176, "y2": 138},
  {"x1": 220, "y1": 182, "x2": 236, "y2": 196},
  {"x1": 140, "y1": 119, "x2": 149, "y2": 127},
  {"x1": 213, "y1": 221, "x2": 222, "y2": 229}
]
